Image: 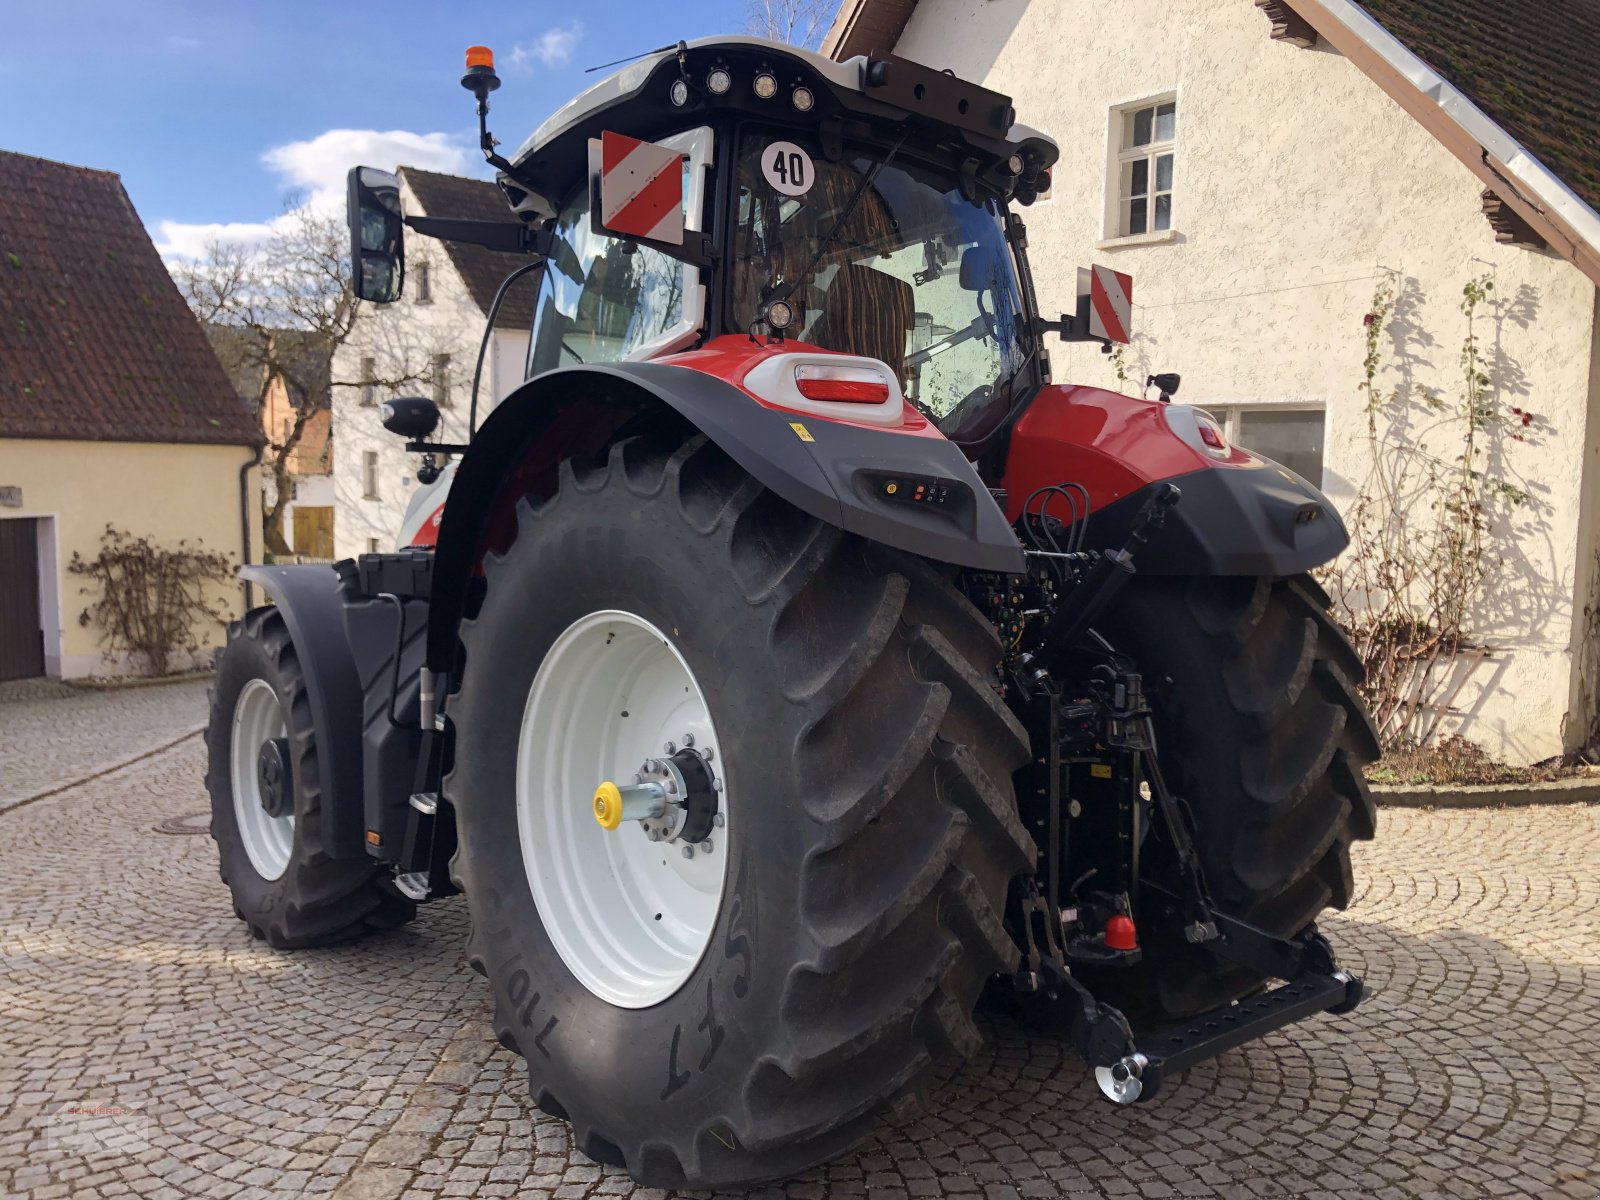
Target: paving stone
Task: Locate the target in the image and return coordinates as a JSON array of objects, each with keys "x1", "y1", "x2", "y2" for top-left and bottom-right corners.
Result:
[{"x1": 1, "y1": 699, "x2": 1597, "y2": 1197}]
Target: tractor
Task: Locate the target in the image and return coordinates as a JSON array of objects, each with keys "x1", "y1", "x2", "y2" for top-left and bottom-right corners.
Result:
[{"x1": 207, "y1": 36, "x2": 1377, "y2": 1188}]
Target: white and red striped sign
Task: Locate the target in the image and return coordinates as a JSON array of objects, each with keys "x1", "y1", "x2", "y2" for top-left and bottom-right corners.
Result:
[
  {"x1": 1085, "y1": 264, "x2": 1132, "y2": 344},
  {"x1": 598, "y1": 131, "x2": 684, "y2": 245}
]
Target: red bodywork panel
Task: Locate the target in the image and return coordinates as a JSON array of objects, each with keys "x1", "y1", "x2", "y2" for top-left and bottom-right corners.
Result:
[{"x1": 1001, "y1": 385, "x2": 1245, "y2": 522}]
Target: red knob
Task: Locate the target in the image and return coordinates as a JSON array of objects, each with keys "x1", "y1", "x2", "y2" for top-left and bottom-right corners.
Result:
[{"x1": 1105, "y1": 914, "x2": 1138, "y2": 951}]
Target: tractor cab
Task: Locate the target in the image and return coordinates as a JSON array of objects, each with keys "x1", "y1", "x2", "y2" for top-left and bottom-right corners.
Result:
[{"x1": 350, "y1": 37, "x2": 1071, "y2": 452}]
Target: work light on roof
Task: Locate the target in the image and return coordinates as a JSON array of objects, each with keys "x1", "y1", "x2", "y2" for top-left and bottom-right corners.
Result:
[
  {"x1": 753, "y1": 71, "x2": 778, "y2": 100},
  {"x1": 669, "y1": 78, "x2": 690, "y2": 107},
  {"x1": 706, "y1": 67, "x2": 732, "y2": 95},
  {"x1": 791, "y1": 86, "x2": 815, "y2": 112}
]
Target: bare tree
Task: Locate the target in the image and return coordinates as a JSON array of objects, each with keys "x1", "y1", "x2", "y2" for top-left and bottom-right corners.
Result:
[
  {"x1": 175, "y1": 202, "x2": 435, "y2": 555},
  {"x1": 746, "y1": 0, "x2": 835, "y2": 49}
]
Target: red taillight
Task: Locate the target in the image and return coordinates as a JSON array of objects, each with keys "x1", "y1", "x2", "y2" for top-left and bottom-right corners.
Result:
[
  {"x1": 793, "y1": 364, "x2": 891, "y2": 404},
  {"x1": 1198, "y1": 423, "x2": 1225, "y2": 449}
]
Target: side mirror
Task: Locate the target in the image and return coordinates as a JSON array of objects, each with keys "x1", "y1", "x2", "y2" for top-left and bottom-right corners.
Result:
[
  {"x1": 958, "y1": 245, "x2": 993, "y2": 291},
  {"x1": 380, "y1": 396, "x2": 439, "y2": 440},
  {"x1": 348, "y1": 166, "x2": 405, "y2": 303}
]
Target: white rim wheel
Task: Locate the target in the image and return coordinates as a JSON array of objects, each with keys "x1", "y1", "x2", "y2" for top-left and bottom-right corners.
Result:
[
  {"x1": 230, "y1": 677, "x2": 295, "y2": 881},
  {"x1": 517, "y1": 610, "x2": 729, "y2": 1008}
]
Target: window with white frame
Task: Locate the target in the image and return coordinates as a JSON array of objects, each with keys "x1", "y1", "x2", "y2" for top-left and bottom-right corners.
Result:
[
  {"x1": 1112, "y1": 97, "x2": 1176, "y2": 238},
  {"x1": 1208, "y1": 406, "x2": 1326, "y2": 485},
  {"x1": 415, "y1": 261, "x2": 432, "y2": 303},
  {"x1": 362, "y1": 450, "x2": 380, "y2": 500},
  {"x1": 432, "y1": 353, "x2": 452, "y2": 407}
]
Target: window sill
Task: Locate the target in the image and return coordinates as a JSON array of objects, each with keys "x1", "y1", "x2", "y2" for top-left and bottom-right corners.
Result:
[{"x1": 1097, "y1": 229, "x2": 1180, "y2": 250}]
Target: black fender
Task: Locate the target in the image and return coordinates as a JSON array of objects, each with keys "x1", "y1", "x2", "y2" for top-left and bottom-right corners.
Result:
[
  {"x1": 237, "y1": 563, "x2": 366, "y2": 859},
  {"x1": 1085, "y1": 461, "x2": 1350, "y2": 576},
  {"x1": 426, "y1": 361, "x2": 1024, "y2": 671}
]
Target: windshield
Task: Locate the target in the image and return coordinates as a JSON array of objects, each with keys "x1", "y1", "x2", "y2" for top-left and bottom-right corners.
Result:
[
  {"x1": 731, "y1": 130, "x2": 1028, "y2": 438},
  {"x1": 527, "y1": 183, "x2": 687, "y2": 374}
]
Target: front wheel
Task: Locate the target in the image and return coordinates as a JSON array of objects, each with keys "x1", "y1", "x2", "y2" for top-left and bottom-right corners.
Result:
[
  {"x1": 205, "y1": 608, "x2": 414, "y2": 947},
  {"x1": 446, "y1": 434, "x2": 1036, "y2": 1188}
]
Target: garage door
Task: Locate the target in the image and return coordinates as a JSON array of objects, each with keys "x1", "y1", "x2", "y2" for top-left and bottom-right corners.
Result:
[{"x1": 0, "y1": 518, "x2": 45, "y2": 680}]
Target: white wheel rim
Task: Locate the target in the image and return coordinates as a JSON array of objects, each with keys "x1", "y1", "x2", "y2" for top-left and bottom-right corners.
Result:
[
  {"x1": 517, "y1": 610, "x2": 729, "y2": 1008},
  {"x1": 230, "y1": 677, "x2": 295, "y2": 881}
]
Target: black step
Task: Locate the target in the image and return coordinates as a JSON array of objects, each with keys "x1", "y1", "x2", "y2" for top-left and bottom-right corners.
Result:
[{"x1": 1140, "y1": 972, "x2": 1357, "y2": 1082}]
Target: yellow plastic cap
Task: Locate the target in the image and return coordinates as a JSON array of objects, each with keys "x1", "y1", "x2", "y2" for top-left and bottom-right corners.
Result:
[{"x1": 593, "y1": 781, "x2": 623, "y2": 830}]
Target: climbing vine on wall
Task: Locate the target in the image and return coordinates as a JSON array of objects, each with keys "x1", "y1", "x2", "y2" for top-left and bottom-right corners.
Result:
[
  {"x1": 1322, "y1": 273, "x2": 1532, "y2": 749},
  {"x1": 69, "y1": 526, "x2": 235, "y2": 677}
]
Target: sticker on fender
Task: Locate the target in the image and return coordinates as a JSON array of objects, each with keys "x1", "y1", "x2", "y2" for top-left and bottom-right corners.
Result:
[
  {"x1": 762, "y1": 141, "x2": 814, "y2": 197},
  {"x1": 789, "y1": 422, "x2": 814, "y2": 442}
]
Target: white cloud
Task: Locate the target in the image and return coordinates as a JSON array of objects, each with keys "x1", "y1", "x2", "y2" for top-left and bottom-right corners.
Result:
[
  {"x1": 155, "y1": 128, "x2": 471, "y2": 259},
  {"x1": 507, "y1": 23, "x2": 583, "y2": 73}
]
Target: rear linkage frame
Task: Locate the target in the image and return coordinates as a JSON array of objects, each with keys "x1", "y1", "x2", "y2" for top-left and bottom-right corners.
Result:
[{"x1": 966, "y1": 485, "x2": 1364, "y2": 1105}]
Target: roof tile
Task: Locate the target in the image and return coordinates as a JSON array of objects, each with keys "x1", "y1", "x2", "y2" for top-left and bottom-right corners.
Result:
[{"x1": 0, "y1": 150, "x2": 261, "y2": 446}]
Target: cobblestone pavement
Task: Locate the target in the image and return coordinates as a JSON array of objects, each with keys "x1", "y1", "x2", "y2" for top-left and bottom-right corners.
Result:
[
  {"x1": 1, "y1": 732, "x2": 1597, "y2": 1199},
  {"x1": 0, "y1": 679, "x2": 209, "y2": 808}
]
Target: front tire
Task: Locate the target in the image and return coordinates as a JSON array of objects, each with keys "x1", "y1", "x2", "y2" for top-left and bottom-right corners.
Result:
[
  {"x1": 446, "y1": 435, "x2": 1035, "y2": 1187},
  {"x1": 205, "y1": 608, "x2": 415, "y2": 948}
]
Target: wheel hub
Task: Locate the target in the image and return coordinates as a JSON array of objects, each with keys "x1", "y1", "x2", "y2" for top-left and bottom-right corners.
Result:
[
  {"x1": 256, "y1": 737, "x2": 294, "y2": 819},
  {"x1": 597, "y1": 746, "x2": 720, "y2": 848}
]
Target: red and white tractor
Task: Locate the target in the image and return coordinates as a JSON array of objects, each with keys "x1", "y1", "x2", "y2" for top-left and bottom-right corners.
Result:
[{"x1": 207, "y1": 36, "x2": 1376, "y2": 1188}]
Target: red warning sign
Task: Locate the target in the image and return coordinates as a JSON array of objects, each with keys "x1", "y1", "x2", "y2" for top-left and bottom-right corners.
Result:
[
  {"x1": 598, "y1": 131, "x2": 684, "y2": 245},
  {"x1": 1087, "y1": 265, "x2": 1132, "y2": 344}
]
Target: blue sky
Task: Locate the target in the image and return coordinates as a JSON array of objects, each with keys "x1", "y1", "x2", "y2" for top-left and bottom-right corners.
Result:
[{"x1": 0, "y1": 0, "x2": 749, "y2": 255}]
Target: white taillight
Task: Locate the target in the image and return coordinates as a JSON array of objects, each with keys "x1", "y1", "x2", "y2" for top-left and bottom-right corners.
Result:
[
  {"x1": 793, "y1": 363, "x2": 892, "y2": 405},
  {"x1": 742, "y1": 354, "x2": 905, "y2": 426}
]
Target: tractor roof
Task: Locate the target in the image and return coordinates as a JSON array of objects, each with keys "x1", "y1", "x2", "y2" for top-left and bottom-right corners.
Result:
[{"x1": 504, "y1": 35, "x2": 1056, "y2": 215}]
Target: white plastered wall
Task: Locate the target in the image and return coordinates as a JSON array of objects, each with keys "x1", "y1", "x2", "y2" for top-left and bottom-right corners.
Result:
[{"x1": 895, "y1": 0, "x2": 1600, "y2": 761}]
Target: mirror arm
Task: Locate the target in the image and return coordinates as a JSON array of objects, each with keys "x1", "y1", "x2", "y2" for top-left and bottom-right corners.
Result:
[
  {"x1": 402, "y1": 215, "x2": 547, "y2": 256},
  {"x1": 404, "y1": 440, "x2": 473, "y2": 455}
]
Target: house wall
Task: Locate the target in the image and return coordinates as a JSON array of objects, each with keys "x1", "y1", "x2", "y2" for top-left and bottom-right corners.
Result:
[
  {"x1": 894, "y1": 0, "x2": 1600, "y2": 762},
  {"x1": 333, "y1": 180, "x2": 531, "y2": 560},
  {"x1": 0, "y1": 438, "x2": 261, "y2": 677}
]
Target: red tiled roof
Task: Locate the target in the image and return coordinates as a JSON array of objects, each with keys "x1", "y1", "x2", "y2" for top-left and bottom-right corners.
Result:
[
  {"x1": 0, "y1": 150, "x2": 261, "y2": 446},
  {"x1": 399, "y1": 166, "x2": 537, "y2": 330}
]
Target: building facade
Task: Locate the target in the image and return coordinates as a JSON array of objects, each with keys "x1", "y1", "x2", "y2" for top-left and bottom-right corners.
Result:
[
  {"x1": 333, "y1": 168, "x2": 533, "y2": 560},
  {"x1": 0, "y1": 150, "x2": 263, "y2": 680},
  {"x1": 827, "y1": 0, "x2": 1600, "y2": 763}
]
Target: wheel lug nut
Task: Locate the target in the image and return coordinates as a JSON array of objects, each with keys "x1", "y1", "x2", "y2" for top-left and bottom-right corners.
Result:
[
  {"x1": 713, "y1": 813, "x2": 724, "y2": 828},
  {"x1": 703, "y1": 747, "x2": 714, "y2": 761},
  {"x1": 699, "y1": 840, "x2": 713, "y2": 854},
  {"x1": 664, "y1": 740, "x2": 677, "y2": 754},
  {"x1": 681, "y1": 845, "x2": 695, "y2": 860},
  {"x1": 682, "y1": 732, "x2": 695, "y2": 747},
  {"x1": 713, "y1": 779, "x2": 723, "y2": 792}
]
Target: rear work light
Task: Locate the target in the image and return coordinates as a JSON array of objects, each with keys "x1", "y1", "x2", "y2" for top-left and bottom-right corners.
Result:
[{"x1": 793, "y1": 364, "x2": 891, "y2": 404}]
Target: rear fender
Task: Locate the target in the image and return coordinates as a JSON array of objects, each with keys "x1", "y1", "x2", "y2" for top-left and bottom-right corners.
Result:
[
  {"x1": 1002, "y1": 384, "x2": 1348, "y2": 575},
  {"x1": 425, "y1": 361, "x2": 1024, "y2": 671},
  {"x1": 237, "y1": 563, "x2": 367, "y2": 859}
]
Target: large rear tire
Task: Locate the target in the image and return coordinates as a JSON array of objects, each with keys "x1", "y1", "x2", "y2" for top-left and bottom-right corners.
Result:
[
  {"x1": 205, "y1": 607, "x2": 415, "y2": 948},
  {"x1": 445, "y1": 434, "x2": 1035, "y2": 1188},
  {"x1": 1088, "y1": 574, "x2": 1380, "y2": 1022}
]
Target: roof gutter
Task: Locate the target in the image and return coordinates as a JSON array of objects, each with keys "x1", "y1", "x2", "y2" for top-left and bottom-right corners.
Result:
[{"x1": 1294, "y1": 0, "x2": 1600, "y2": 287}]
